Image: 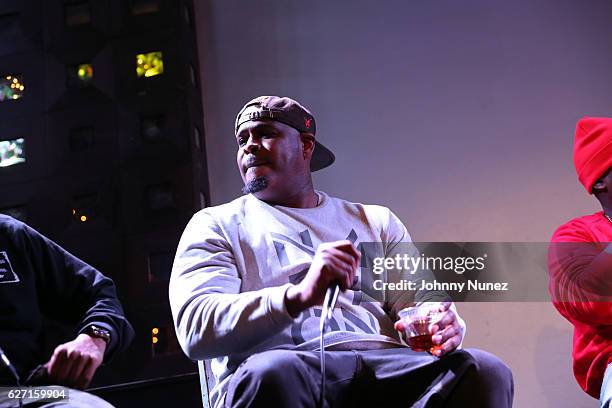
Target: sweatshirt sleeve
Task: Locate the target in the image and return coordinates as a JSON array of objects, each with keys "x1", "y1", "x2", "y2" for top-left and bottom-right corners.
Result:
[
  {"x1": 169, "y1": 211, "x2": 294, "y2": 361},
  {"x1": 379, "y1": 208, "x2": 467, "y2": 344},
  {"x1": 548, "y1": 222, "x2": 612, "y2": 326},
  {"x1": 16, "y1": 220, "x2": 134, "y2": 362}
]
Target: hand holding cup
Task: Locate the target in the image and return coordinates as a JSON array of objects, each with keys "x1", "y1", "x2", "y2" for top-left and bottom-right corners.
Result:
[{"x1": 395, "y1": 301, "x2": 462, "y2": 357}]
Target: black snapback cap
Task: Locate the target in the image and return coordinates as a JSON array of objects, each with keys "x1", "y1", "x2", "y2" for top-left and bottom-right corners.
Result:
[{"x1": 235, "y1": 95, "x2": 335, "y2": 171}]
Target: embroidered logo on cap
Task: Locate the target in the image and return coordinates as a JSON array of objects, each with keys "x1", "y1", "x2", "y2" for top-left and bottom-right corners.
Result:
[
  {"x1": 0, "y1": 251, "x2": 19, "y2": 284},
  {"x1": 304, "y1": 118, "x2": 312, "y2": 129}
]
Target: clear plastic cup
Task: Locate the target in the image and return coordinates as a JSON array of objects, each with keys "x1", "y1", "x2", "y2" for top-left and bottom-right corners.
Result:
[{"x1": 398, "y1": 304, "x2": 442, "y2": 352}]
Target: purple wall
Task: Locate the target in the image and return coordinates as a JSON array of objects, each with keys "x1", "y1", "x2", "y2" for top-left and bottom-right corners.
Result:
[{"x1": 195, "y1": 1, "x2": 612, "y2": 405}]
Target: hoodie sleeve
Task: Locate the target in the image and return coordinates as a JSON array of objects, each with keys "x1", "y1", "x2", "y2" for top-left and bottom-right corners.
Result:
[
  {"x1": 548, "y1": 222, "x2": 612, "y2": 326},
  {"x1": 14, "y1": 219, "x2": 134, "y2": 362}
]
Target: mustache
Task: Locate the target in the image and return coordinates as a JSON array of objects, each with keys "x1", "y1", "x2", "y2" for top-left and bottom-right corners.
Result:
[{"x1": 244, "y1": 156, "x2": 268, "y2": 169}]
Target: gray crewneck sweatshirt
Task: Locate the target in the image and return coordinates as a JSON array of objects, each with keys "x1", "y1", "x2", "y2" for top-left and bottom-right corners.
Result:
[{"x1": 170, "y1": 191, "x2": 464, "y2": 407}]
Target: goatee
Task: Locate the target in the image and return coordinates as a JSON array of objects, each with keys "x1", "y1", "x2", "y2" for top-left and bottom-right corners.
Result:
[{"x1": 242, "y1": 177, "x2": 268, "y2": 195}]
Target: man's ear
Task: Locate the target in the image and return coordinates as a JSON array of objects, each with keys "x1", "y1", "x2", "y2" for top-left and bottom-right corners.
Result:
[{"x1": 300, "y1": 133, "x2": 315, "y2": 158}]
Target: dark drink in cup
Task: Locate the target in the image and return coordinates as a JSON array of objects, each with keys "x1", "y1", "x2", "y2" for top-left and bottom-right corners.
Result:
[
  {"x1": 398, "y1": 305, "x2": 442, "y2": 352},
  {"x1": 407, "y1": 334, "x2": 434, "y2": 351}
]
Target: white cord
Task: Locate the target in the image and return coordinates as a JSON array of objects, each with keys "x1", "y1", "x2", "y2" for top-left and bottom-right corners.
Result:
[
  {"x1": 319, "y1": 328, "x2": 326, "y2": 408},
  {"x1": 0, "y1": 346, "x2": 22, "y2": 408},
  {"x1": 319, "y1": 285, "x2": 339, "y2": 408}
]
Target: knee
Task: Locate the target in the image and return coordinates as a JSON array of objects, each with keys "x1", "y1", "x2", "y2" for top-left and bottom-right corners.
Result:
[
  {"x1": 226, "y1": 350, "x2": 309, "y2": 407},
  {"x1": 465, "y1": 348, "x2": 514, "y2": 392},
  {"x1": 236, "y1": 350, "x2": 303, "y2": 386}
]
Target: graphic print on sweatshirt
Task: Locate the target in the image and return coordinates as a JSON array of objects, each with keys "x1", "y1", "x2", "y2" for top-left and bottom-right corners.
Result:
[
  {"x1": 271, "y1": 228, "x2": 380, "y2": 345},
  {"x1": 0, "y1": 251, "x2": 19, "y2": 283}
]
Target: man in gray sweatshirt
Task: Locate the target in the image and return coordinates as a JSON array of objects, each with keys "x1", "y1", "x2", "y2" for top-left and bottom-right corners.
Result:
[{"x1": 170, "y1": 96, "x2": 513, "y2": 408}]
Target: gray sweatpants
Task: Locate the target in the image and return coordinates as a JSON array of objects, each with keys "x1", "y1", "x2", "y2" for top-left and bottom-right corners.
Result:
[{"x1": 225, "y1": 348, "x2": 513, "y2": 408}]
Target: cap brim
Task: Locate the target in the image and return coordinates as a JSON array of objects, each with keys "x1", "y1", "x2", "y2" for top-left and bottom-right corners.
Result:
[{"x1": 311, "y1": 141, "x2": 335, "y2": 172}]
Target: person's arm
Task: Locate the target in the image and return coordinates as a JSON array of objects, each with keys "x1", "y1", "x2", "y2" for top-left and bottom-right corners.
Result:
[
  {"x1": 169, "y1": 211, "x2": 294, "y2": 360},
  {"x1": 11, "y1": 219, "x2": 133, "y2": 388},
  {"x1": 170, "y1": 210, "x2": 360, "y2": 361},
  {"x1": 548, "y1": 224, "x2": 612, "y2": 326},
  {"x1": 379, "y1": 208, "x2": 466, "y2": 354},
  {"x1": 18, "y1": 224, "x2": 134, "y2": 360}
]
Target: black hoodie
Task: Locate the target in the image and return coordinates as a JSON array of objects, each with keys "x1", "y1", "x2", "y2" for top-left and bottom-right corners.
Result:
[{"x1": 0, "y1": 215, "x2": 134, "y2": 384}]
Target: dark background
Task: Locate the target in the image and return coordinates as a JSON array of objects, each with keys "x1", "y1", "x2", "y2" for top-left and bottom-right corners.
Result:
[{"x1": 0, "y1": 0, "x2": 206, "y2": 406}]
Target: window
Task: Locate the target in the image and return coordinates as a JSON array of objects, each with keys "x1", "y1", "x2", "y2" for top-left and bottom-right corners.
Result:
[
  {"x1": 67, "y1": 63, "x2": 93, "y2": 88},
  {"x1": 0, "y1": 75, "x2": 24, "y2": 102},
  {"x1": 0, "y1": 138, "x2": 25, "y2": 167},
  {"x1": 136, "y1": 51, "x2": 164, "y2": 78},
  {"x1": 71, "y1": 194, "x2": 97, "y2": 223},
  {"x1": 150, "y1": 325, "x2": 181, "y2": 356}
]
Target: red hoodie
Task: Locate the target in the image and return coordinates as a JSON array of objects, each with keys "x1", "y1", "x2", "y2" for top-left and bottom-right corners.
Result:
[{"x1": 549, "y1": 211, "x2": 612, "y2": 398}]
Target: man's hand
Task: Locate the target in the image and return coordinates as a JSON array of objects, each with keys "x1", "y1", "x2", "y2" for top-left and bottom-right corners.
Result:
[
  {"x1": 285, "y1": 240, "x2": 360, "y2": 317},
  {"x1": 45, "y1": 333, "x2": 106, "y2": 389},
  {"x1": 394, "y1": 301, "x2": 463, "y2": 357}
]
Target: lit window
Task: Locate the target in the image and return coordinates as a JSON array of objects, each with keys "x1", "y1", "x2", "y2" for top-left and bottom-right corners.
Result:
[
  {"x1": 67, "y1": 63, "x2": 93, "y2": 88},
  {"x1": 151, "y1": 325, "x2": 164, "y2": 354},
  {"x1": 0, "y1": 138, "x2": 25, "y2": 168},
  {"x1": 149, "y1": 325, "x2": 181, "y2": 356},
  {"x1": 71, "y1": 194, "x2": 96, "y2": 223},
  {"x1": 77, "y1": 63, "x2": 93, "y2": 82},
  {"x1": 136, "y1": 51, "x2": 164, "y2": 78},
  {"x1": 0, "y1": 75, "x2": 24, "y2": 102}
]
